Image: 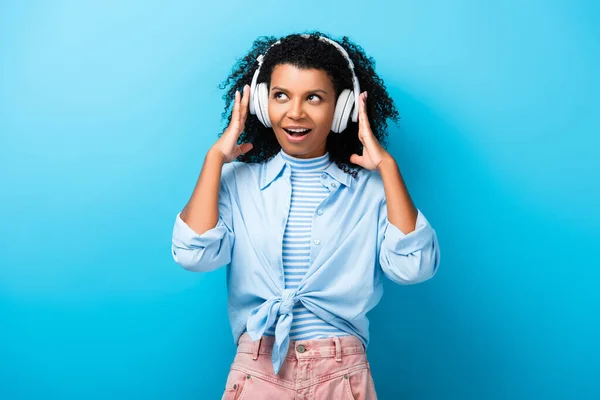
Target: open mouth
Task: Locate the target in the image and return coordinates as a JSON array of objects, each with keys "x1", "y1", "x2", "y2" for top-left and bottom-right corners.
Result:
[
  {"x1": 283, "y1": 128, "x2": 312, "y2": 143},
  {"x1": 283, "y1": 128, "x2": 312, "y2": 137}
]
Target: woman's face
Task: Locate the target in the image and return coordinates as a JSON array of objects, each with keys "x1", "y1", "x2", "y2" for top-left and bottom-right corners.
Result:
[{"x1": 268, "y1": 63, "x2": 336, "y2": 159}]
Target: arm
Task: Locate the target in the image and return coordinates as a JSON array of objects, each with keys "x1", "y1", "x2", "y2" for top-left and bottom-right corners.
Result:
[
  {"x1": 377, "y1": 156, "x2": 440, "y2": 284},
  {"x1": 180, "y1": 147, "x2": 226, "y2": 235},
  {"x1": 348, "y1": 91, "x2": 440, "y2": 284},
  {"x1": 171, "y1": 149, "x2": 235, "y2": 272},
  {"x1": 171, "y1": 85, "x2": 253, "y2": 272},
  {"x1": 377, "y1": 155, "x2": 418, "y2": 234}
]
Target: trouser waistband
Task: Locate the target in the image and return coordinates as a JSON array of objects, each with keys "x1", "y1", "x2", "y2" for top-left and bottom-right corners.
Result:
[{"x1": 236, "y1": 333, "x2": 365, "y2": 362}]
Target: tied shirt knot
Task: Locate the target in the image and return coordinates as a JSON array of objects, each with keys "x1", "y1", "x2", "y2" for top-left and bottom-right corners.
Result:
[{"x1": 245, "y1": 288, "x2": 299, "y2": 373}]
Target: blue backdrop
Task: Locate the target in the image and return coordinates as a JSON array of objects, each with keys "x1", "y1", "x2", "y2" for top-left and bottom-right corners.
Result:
[{"x1": 1, "y1": 1, "x2": 598, "y2": 399}]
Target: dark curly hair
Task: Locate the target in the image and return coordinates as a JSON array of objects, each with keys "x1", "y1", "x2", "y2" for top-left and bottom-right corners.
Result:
[{"x1": 217, "y1": 30, "x2": 399, "y2": 177}]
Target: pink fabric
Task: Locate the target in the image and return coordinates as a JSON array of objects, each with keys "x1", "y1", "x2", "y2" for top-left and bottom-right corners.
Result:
[{"x1": 221, "y1": 333, "x2": 378, "y2": 399}]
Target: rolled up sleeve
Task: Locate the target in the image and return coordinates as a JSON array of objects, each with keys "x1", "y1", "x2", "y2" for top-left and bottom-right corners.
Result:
[
  {"x1": 171, "y1": 165, "x2": 235, "y2": 272},
  {"x1": 377, "y1": 202, "x2": 440, "y2": 284}
]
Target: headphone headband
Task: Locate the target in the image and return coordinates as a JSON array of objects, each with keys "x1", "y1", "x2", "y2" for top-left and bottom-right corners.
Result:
[{"x1": 249, "y1": 35, "x2": 361, "y2": 123}]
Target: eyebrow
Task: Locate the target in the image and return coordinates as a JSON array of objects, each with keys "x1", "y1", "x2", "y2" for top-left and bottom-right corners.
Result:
[{"x1": 271, "y1": 86, "x2": 329, "y2": 95}]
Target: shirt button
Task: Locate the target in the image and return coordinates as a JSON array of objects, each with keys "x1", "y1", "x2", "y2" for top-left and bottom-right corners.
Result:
[
  {"x1": 317, "y1": 209, "x2": 323, "y2": 216},
  {"x1": 321, "y1": 173, "x2": 327, "y2": 179},
  {"x1": 330, "y1": 182, "x2": 337, "y2": 188},
  {"x1": 313, "y1": 239, "x2": 320, "y2": 245},
  {"x1": 296, "y1": 344, "x2": 306, "y2": 353}
]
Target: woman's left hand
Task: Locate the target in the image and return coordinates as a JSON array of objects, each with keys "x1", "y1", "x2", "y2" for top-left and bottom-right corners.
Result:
[{"x1": 349, "y1": 92, "x2": 390, "y2": 171}]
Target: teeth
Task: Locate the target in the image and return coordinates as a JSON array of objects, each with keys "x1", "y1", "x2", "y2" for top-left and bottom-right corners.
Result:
[{"x1": 287, "y1": 128, "x2": 310, "y2": 133}]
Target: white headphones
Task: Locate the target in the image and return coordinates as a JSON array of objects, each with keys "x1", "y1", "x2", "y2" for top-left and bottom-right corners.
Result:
[{"x1": 248, "y1": 34, "x2": 361, "y2": 133}]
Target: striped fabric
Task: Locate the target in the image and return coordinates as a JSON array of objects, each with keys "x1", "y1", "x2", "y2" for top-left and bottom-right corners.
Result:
[{"x1": 264, "y1": 150, "x2": 349, "y2": 340}]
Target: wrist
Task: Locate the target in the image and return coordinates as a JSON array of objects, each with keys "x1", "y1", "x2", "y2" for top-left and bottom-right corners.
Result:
[
  {"x1": 376, "y1": 152, "x2": 395, "y2": 172},
  {"x1": 207, "y1": 146, "x2": 226, "y2": 165}
]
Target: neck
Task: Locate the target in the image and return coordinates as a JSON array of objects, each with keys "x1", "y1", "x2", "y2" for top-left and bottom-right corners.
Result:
[{"x1": 280, "y1": 149, "x2": 330, "y2": 171}]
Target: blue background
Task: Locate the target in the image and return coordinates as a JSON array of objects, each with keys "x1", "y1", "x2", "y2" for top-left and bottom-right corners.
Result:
[{"x1": 1, "y1": 1, "x2": 599, "y2": 399}]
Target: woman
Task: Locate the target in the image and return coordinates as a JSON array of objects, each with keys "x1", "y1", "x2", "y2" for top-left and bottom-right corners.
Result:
[{"x1": 171, "y1": 32, "x2": 440, "y2": 399}]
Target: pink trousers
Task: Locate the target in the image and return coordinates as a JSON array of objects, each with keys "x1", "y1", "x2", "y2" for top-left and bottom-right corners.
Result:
[{"x1": 221, "y1": 333, "x2": 378, "y2": 400}]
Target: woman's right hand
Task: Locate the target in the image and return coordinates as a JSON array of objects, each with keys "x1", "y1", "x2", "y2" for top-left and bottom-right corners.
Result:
[{"x1": 212, "y1": 84, "x2": 254, "y2": 164}]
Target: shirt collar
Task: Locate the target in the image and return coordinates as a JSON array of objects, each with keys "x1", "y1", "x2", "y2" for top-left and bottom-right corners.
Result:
[{"x1": 259, "y1": 149, "x2": 354, "y2": 190}]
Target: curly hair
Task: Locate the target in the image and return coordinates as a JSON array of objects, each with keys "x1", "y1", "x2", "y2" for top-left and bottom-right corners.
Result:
[{"x1": 217, "y1": 30, "x2": 399, "y2": 177}]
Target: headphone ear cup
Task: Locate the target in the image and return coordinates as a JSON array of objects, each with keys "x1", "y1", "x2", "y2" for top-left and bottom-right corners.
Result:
[
  {"x1": 251, "y1": 82, "x2": 266, "y2": 125},
  {"x1": 331, "y1": 89, "x2": 355, "y2": 133},
  {"x1": 249, "y1": 68, "x2": 260, "y2": 116},
  {"x1": 255, "y1": 82, "x2": 271, "y2": 127}
]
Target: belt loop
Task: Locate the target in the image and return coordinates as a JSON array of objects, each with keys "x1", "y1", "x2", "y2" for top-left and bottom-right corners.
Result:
[
  {"x1": 334, "y1": 337, "x2": 342, "y2": 362},
  {"x1": 252, "y1": 337, "x2": 261, "y2": 360}
]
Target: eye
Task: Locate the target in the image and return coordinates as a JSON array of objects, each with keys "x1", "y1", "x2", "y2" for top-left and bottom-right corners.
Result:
[
  {"x1": 273, "y1": 91, "x2": 288, "y2": 100},
  {"x1": 272, "y1": 91, "x2": 323, "y2": 102}
]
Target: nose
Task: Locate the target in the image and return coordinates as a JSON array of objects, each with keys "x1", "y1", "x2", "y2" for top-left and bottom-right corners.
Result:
[{"x1": 286, "y1": 98, "x2": 305, "y2": 120}]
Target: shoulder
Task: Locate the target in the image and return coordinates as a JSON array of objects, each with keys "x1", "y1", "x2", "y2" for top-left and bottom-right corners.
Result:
[
  {"x1": 220, "y1": 161, "x2": 262, "y2": 188},
  {"x1": 354, "y1": 167, "x2": 385, "y2": 196}
]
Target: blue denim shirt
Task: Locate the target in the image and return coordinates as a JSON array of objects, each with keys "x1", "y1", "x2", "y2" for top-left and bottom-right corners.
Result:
[{"x1": 171, "y1": 150, "x2": 440, "y2": 373}]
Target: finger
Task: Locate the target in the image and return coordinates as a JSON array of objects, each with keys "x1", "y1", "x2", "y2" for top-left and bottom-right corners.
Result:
[
  {"x1": 231, "y1": 90, "x2": 241, "y2": 124},
  {"x1": 357, "y1": 92, "x2": 365, "y2": 119},
  {"x1": 232, "y1": 143, "x2": 253, "y2": 160},
  {"x1": 231, "y1": 90, "x2": 240, "y2": 125},
  {"x1": 358, "y1": 92, "x2": 371, "y2": 131},
  {"x1": 226, "y1": 91, "x2": 241, "y2": 137},
  {"x1": 349, "y1": 154, "x2": 363, "y2": 166},
  {"x1": 238, "y1": 142, "x2": 253, "y2": 155},
  {"x1": 239, "y1": 85, "x2": 250, "y2": 125}
]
